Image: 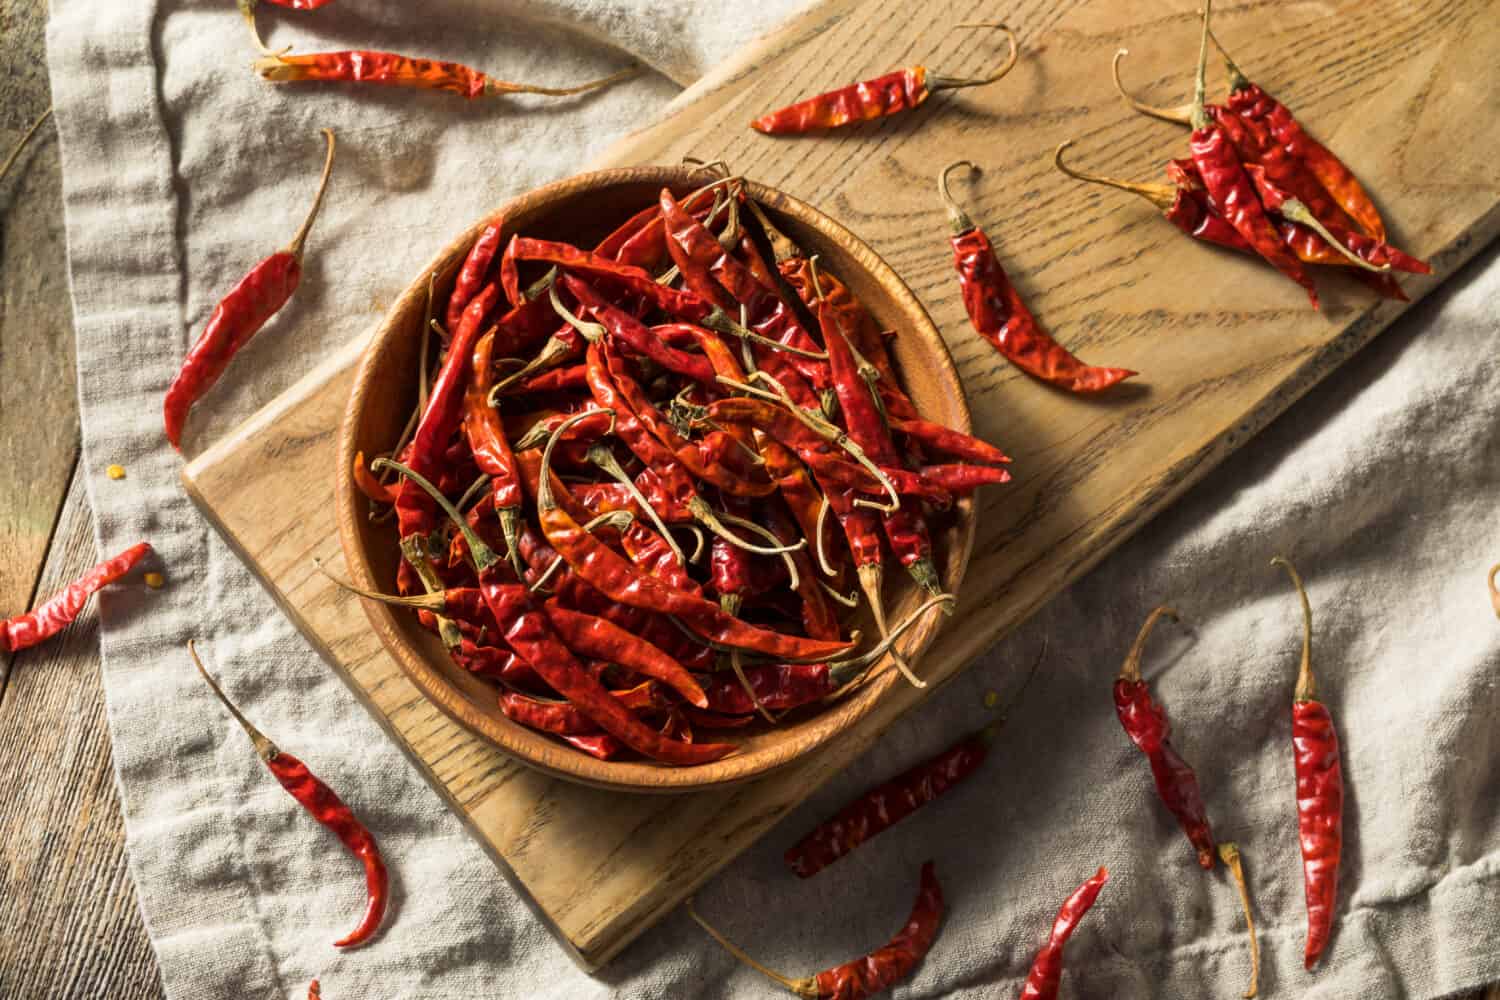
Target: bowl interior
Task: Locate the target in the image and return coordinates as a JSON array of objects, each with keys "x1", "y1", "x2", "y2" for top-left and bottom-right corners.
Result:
[{"x1": 337, "y1": 165, "x2": 975, "y2": 792}]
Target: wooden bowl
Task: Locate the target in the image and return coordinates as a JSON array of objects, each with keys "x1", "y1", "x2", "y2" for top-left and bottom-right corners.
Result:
[{"x1": 336, "y1": 165, "x2": 976, "y2": 793}]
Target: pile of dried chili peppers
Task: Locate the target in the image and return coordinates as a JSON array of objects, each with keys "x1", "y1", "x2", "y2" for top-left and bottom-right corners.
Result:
[
  {"x1": 344, "y1": 173, "x2": 1010, "y2": 765},
  {"x1": 1056, "y1": 1, "x2": 1429, "y2": 307}
]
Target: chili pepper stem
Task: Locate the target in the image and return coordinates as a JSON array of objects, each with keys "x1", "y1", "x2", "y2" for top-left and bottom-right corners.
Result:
[
  {"x1": 490, "y1": 336, "x2": 575, "y2": 402},
  {"x1": 374, "y1": 457, "x2": 501, "y2": 574},
  {"x1": 1053, "y1": 140, "x2": 1178, "y2": 211},
  {"x1": 1110, "y1": 49, "x2": 1194, "y2": 125},
  {"x1": 1271, "y1": 556, "x2": 1316, "y2": 702},
  {"x1": 1207, "y1": 28, "x2": 1251, "y2": 92},
  {"x1": 687, "y1": 903, "x2": 819, "y2": 998},
  {"x1": 538, "y1": 410, "x2": 615, "y2": 512},
  {"x1": 905, "y1": 558, "x2": 950, "y2": 604},
  {"x1": 813, "y1": 498, "x2": 838, "y2": 577},
  {"x1": 928, "y1": 24, "x2": 1018, "y2": 91},
  {"x1": 1279, "y1": 198, "x2": 1390, "y2": 272},
  {"x1": 1190, "y1": 2, "x2": 1214, "y2": 132},
  {"x1": 398, "y1": 535, "x2": 464, "y2": 649},
  {"x1": 722, "y1": 598, "x2": 778, "y2": 724},
  {"x1": 283, "y1": 129, "x2": 337, "y2": 260},
  {"x1": 1488, "y1": 562, "x2": 1500, "y2": 620},
  {"x1": 0, "y1": 106, "x2": 53, "y2": 185},
  {"x1": 586, "y1": 442, "x2": 685, "y2": 566},
  {"x1": 690, "y1": 498, "x2": 807, "y2": 558},
  {"x1": 859, "y1": 563, "x2": 926, "y2": 689},
  {"x1": 187, "y1": 640, "x2": 278, "y2": 761},
  {"x1": 1219, "y1": 843, "x2": 1261, "y2": 998},
  {"x1": 1118, "y1": 605, "x2": 1180, "y2": 683},
  {"x1": 938, "y1": 160, "x2": 978, "y2": 235},
  {"x1": 828, "y1": 593, "x2": 956, "y2": 689},
  {"x1": 483, "y1": 63, "x2": 641, "y2": 98}
]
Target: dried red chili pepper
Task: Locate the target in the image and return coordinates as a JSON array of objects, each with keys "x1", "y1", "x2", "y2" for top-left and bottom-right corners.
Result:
[
  {"x1": 1019, "y1": 867, "x2": 1109, "y2": 1000},
  {"x1": 690, "y1": 861, "x2": 943, "y2": 999},
  {"x1": 1219, "y1": 842, "x2": 1261, "y2": 998},
  {"x1": 701, "y1": 663, "x2": 832, "y2": 715},
  {"x1": 1054, "y1": 140, "x2": 1255, "y2": 254},
  {"x1": 1113, "y1": 606, "x2": 1216, "y2": 869},
  {"x1": 885, "y1": 415, "x2": 1009, "y2": 467},
  {"x1": 163, "y1": 130, "x2": 335, "y2": 449},
  {"x1": 254, "y1": 50, "x2": 638, "y2": 100},
  {"x1": 447, "y1": 222, "x2": 502, "y2": 332},
  {"x1": 463, "y1": 329, "x2": 524, "y2": 576},
  {"x1": 541, "y1": 599, "x2": 707, "y2": 708},
  {"x1": 750, "y1": 24, "x2": 1016, "y2": 133},
  {"x1": 536, "y1": 413, "x2": 854, "y2": 663},
  {"x1": 188, "y1": 641, "x2": 388, "y2": 948},
  {"x1": 786, "y1": 645, "x2": 1042, "y2": 877},
  {"x1": 1185, "y1": 5, "x2": 1318, "y2": 306},
  {"x1": 940, "y1": 160, "x2": 1136, "y2": 393},
  {"x1": 915, "y1": 463, "x2": 1010, "y2": 493},
  {"x1": 2, "y1": 542, "x2": 152, "y2": 652},
  {"x1": 482, "y1": 581, "x2": 734, "y2": 765},
  {"x1": 351, "y1": 451, "x2": 400, "y2": 506},
  {"x1": 1271, "y1": 556, "x2": 1343, "y2": 970}
]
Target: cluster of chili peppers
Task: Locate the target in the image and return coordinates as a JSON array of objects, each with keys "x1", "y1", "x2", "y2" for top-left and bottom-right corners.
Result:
[
  {"x1": 1055, "y1": 1, "x2": 1429, "y2": 308},
  {"x1": 344, "y1": 172, "x2": 1008, "y2": 765},
  {"x1": 239, "y1": 0, "x2": 638, "y2": 102}
]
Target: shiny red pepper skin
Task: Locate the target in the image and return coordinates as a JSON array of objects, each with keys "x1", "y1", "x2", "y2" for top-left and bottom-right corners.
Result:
[
  {"x1": 481, "y1": 580, "x2": 734, "y2": 765},
  {"x1": 1273, "y1": 556, "x2": 1344, "y2": 969},
  {"x1": 2, "y1": 542, "x2": 152, "y2": 652},
  {"x1": 813, "y1": 861, "x2": 944, "y2": 999},
  {"x1": 264, "y1": 752, "x2": 390, "y2": 948},
  {"x1": 701, "y1": 663, "x2": 833, "y2": 715},
  {"x1": 1227, "y1": 82, "x2": 1386, "y2": 242},
  {"x1": 1189, "y1": 125, "x2": 1318, "y2": 307},
  {"x1": 786, "y1": 730, "x2": 990, "y2": 878},
  {"x1": 951, "y1": 227, "x2": 1136, "y2": 393},
  {"x1": 1294, "y1": 698, "x2": 1343, "y2": 968},
  {"x1": 447, "y1": 222, "x2": 501, "y2": 332},
  {"x1": 751, "y1": 68, "x2": 930, "y2": 134},
  {"x1": 257, "y1": 50, "x2": 492, "y2": 98},
  {"x1": 1019, "y1": 867, "x2": 1109, "y2": 1000},
  {"x1": 163, "y1": 252, "x2": 300, "y2": 449},
  {"x1": 1113, "y1": 607, "x2": 1216, "y2": 869}
]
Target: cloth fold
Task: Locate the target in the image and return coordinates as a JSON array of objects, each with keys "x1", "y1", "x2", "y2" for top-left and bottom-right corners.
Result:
[{"x1": 45, "y1": 0, "x2": 1500, "y2": 997}]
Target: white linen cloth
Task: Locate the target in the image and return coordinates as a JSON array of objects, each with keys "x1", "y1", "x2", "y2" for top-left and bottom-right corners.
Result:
[{"x1": 44, "y1": 1, "x2": 1500, "y2": 997}]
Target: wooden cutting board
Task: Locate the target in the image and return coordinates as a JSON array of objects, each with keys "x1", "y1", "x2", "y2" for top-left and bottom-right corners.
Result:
[{"x1": 181, "y1": 0, "x2": 1500, "y2": 971}]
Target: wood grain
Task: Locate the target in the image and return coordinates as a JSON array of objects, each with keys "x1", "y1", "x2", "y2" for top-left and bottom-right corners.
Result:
[
  {"x1": 0, "y1": 0, "x2": 82, "y2": 691},
  {"x1": 0, "y1": 469, "x2": 165, "y2": 999},
  {"x1": 182, "y1": 0, "x2": 1500, "y2": 975}
]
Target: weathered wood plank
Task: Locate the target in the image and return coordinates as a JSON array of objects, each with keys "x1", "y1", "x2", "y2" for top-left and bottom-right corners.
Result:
[
  {"x1": 0, "y1": 468, "x2": 165, "y2": 1000},
  {"x1": 0, "y1": 0, "x2": 83, "y2": 688}
]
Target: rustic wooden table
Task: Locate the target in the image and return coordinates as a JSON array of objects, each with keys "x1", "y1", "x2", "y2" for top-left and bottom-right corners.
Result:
[{"x1": 0, "y1": 3, "x2": 1492, "y2": 998}]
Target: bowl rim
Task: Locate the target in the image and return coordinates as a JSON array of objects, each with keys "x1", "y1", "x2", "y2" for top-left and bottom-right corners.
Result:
[{"x1": 336, "y1": 164, "x2": 976, "y2": 793}]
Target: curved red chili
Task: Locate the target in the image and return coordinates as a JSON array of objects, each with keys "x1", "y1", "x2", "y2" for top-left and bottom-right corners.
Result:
[
  {"x1": 163, "y1": 130, "x2": 335, "y2": 450},
  {"x1": 2, "y1": 542, "x2": 152, "y2": 652},
  {"x1": 749, "y1": 25, "x2": 1016, "y2": 133},
  {"x1": 690, "y1": 861, "x2": 943, "y2": 999},
  {"x1": 188, "y1": 641, "x2": 388, "y2": 948},
  {"x1": 1113, "y1": 606, "x2": 1216, "y2": 869},
  {"x1": 939, "y1": 161, "x2": 1137, "y2": 393},
  {"x1": 463, "y1": 329, "x2": 524, "y2": 576},
  {"x1": 1019, "y1": 867, "x2": 1109, "y2": 1000},
  {"x1": 1272, "y1": 556, "x2": 1343, "y2": 970}
]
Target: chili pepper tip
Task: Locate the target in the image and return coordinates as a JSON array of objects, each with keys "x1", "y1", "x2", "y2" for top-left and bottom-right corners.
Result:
[{"x1": 1488, "y1": 562, "x2": 1500, "y2": 620}]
